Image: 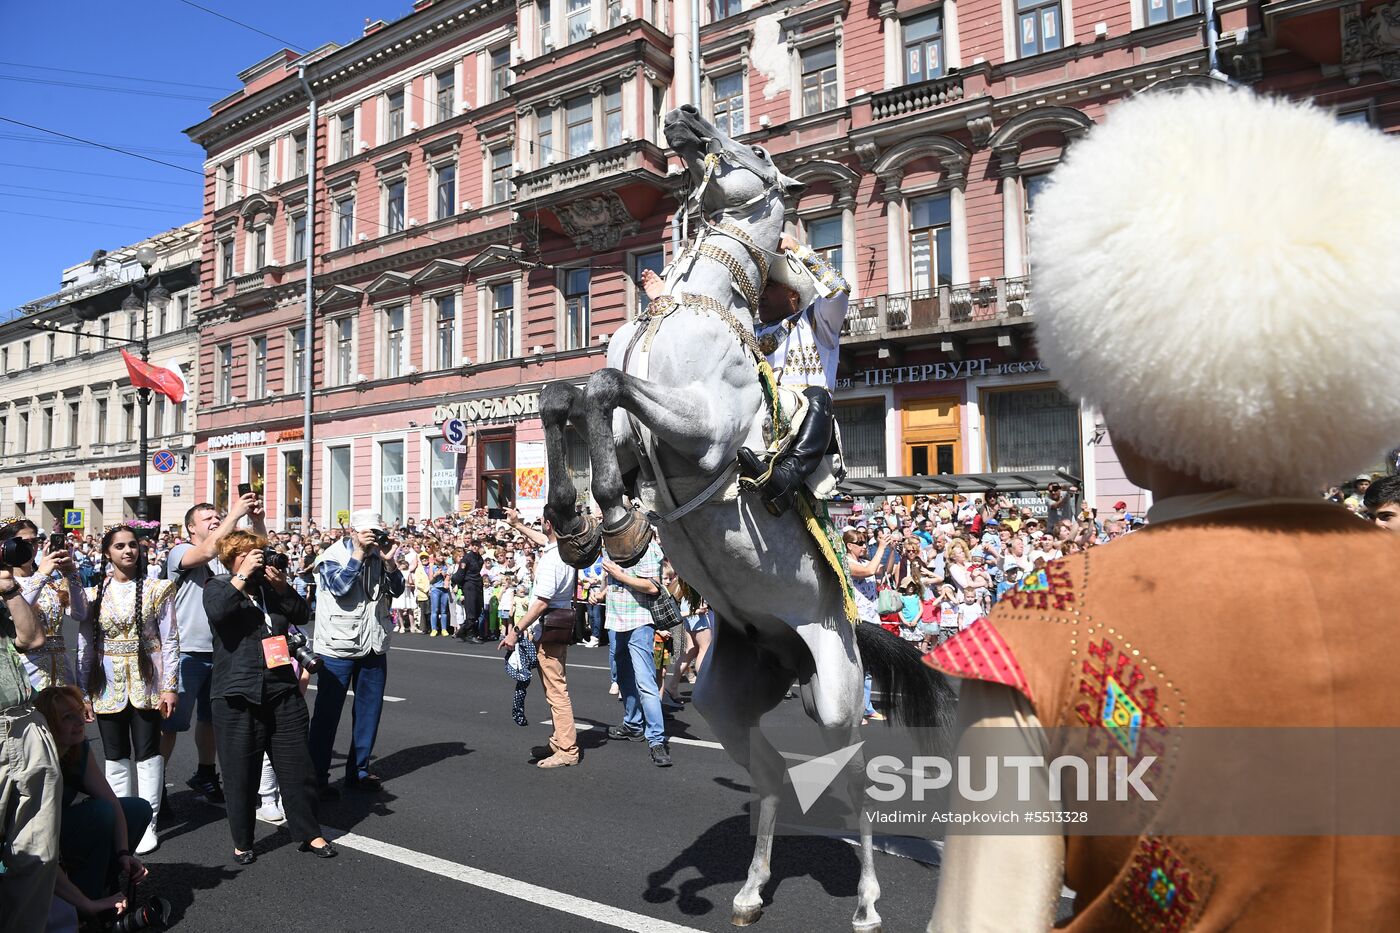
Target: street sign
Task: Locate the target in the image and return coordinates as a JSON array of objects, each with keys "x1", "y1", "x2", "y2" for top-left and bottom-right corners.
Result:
[
  {"x1": 172, "y1": 485, "x2": 182, "y2": 498},
  {"x1": 440, "y1": 418, "x2": 467, "y2": 446},
  {"x1": 152, "y1": 449, "x2": 176, "y2": 474},
  {"x1": 442, "y1": 443, "x2": 467, "y2": 454},
  {"x1": 63, "y1": 508, "x2": 84, "y2": 530}
]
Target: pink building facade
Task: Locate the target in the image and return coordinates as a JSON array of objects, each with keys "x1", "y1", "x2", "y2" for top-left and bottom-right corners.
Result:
[{"x1": 185, "y1": 0, "x2": 1396, "y2": 527}]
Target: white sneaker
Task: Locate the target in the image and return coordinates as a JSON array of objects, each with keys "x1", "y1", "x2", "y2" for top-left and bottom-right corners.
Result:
[
  {"x1": 608, "y1": 682, "x2": 619, "y2": 696},
  {"x1": 257, "y1": 797, "x2": 286, "y2": 824},
  {"x1": 582, "y1": 638, "x2": 599, "y2": 648}
]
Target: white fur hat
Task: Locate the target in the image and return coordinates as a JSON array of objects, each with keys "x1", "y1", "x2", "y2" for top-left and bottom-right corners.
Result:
[{"x1": 1029, "y1": 87, "x2": 1400, "y2": 496}]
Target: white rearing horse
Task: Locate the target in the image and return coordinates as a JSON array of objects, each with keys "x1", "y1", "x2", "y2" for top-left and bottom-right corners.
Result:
[{"x1": 540, "y1": 105, "x2": 954, "y2": 933}]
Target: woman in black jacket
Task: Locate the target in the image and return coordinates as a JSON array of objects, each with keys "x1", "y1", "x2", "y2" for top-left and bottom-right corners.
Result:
[{"x1": 203, "y1": 530, "x2": 335, "y2": 864}]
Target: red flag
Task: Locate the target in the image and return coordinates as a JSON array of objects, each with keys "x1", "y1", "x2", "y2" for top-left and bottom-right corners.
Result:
[{"x1": 121, "y1": 350, "x2": 186, "y2": 403}]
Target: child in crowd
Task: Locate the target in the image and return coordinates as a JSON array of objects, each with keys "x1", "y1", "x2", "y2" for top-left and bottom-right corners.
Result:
[
  {"x1": 503, "y1": 632, "x2": 537, "y2": 726},
  {"x1": 497, "y1": 575, "x2": 517, "y2": 633},
  {"x1": 959, "y1": 587, "x2": 984, "y2": 630},
  {"x1": 937, "y1": 584, "x2": 961, "y2": 646},
  {"x1": 898, "y1": 582, "x2": 924, "y2": 644}
]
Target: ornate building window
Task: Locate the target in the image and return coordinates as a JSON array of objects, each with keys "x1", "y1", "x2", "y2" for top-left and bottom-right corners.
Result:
[{"x1": 904, "y1": 12, "x2": 943, "y2": 83}]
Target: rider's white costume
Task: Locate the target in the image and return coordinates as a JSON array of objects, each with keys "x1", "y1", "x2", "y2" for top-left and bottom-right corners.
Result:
[{"x1": 755, "y1": 244, "x2": 848, "y2": 392}]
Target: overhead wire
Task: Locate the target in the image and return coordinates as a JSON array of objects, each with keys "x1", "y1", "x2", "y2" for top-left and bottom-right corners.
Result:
[
  {"x1": 169, "y1": 0, "x2": 311, "y2": 52},
  {"x1": 0, "y1": 60, "x2": 238, "y2": 92},
  {"x1": 0, "y1": 162, "x2": 199, "y2": 187},
  {"x1": 0, "y1": 75, "x2": 217, "y2": 103}
]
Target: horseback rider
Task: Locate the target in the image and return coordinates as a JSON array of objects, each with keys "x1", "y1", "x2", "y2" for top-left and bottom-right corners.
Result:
[{"x1": 641, "y1": 231, "x2": 849, "y2": 516}]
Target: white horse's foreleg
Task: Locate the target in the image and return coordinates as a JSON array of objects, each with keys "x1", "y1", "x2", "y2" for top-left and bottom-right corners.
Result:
[
  {"x1": 693, "y1": 619, "x2": 794, "y2": 927},
  {"x1": 800, "y1": 623, "x2": 883, "y2": 933}
]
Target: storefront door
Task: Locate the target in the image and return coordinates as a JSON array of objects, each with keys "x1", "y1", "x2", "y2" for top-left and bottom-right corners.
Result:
[{"x1": 903, "y1": 396, "x2": 960, "y2": 476}]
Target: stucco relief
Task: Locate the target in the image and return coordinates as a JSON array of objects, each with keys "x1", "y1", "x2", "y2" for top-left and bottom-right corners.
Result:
[{"x1": 556, "y1": 192, "x2": 639, "y2": 250}]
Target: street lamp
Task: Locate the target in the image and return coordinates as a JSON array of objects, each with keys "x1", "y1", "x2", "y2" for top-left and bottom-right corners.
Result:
[{"x1": 43, "y1": 247, "x2": 171, "y2": 525}]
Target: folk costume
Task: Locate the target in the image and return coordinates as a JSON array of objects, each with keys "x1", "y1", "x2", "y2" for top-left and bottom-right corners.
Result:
[
  {"x1": 923, "y1": 88, "x2": 1400, "y2": 931},
  {"x1": 738, "y1": 244, "x2": 850, "y2": 515},
  {"x1": 77, "y1": 576, "x2": 178, "y2": 855},
  {"x1": 19, "y1": 569, "x2": 88, "y2": 691}
]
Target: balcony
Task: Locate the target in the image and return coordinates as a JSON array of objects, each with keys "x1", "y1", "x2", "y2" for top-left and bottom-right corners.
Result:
[
  {"x1": 512, "y1": 139, "x2": 671, "y2": 204},
  {"x1": 233, "y1": 272, "x2": 264, "y2": 295},
  {"x1": 869, "y1": 75, "x2": 965, "y2": 121},
  {"x1": 841, "y1": 276, "x2": 1031, "y2": 343}
]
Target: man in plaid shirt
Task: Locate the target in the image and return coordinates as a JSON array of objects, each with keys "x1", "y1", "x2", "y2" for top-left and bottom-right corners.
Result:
[{"x1": 602, "y1": 538, "x2": 672, "y2": 767}]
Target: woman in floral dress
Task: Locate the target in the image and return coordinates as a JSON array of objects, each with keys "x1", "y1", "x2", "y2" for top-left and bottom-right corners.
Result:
[{"x1": 77, "y1": 524, "x2": 179, "y2": 855}]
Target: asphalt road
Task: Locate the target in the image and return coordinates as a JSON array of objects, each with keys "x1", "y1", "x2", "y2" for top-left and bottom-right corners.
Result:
[{"x1": 130, "y1": 633, "x2": 952, "y2": 933}]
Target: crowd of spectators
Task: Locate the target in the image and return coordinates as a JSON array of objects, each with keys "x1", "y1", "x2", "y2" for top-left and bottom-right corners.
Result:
[{"x1": 2, "y1": 467, "x2": 1394, "y2": 929}]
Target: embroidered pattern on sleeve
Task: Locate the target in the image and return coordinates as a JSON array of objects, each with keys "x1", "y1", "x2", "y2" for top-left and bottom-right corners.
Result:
[{"x1": 922, "y1": 616, "x2": 1032, "y2": 701}]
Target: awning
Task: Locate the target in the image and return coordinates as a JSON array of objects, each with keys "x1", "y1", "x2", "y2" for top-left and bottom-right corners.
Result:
[{"x1": 836, "y1": 469, "x2": 1082, "y2": 498}]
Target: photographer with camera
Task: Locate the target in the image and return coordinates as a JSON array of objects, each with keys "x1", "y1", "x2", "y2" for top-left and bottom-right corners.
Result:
[
  {"x1": 203, "y1": 530, "x2": 335, "y2": 863},
  {"x1": 308, "y1": 511, "x2": 403, "y2": 798},
  {"x1": 159, "y1": 493, "x2": 265, "y2": 810},
  {"x1": 0, "y1": 520, "x2": 87, "y2": 692}
]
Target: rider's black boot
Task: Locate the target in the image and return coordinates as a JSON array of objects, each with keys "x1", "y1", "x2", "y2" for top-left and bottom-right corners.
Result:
[{"x1": 738, "y1": 386, "x2": 835, "y2": 517}]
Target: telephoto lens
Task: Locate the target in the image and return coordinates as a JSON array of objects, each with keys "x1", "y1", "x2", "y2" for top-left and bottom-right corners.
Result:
[
  {"x1": 0, "y1": 536, "x2": 35, "y2": 570},
  {"x1": 261, "y1": 547, "x2": 290, "y2": 571},
  {"x1": 285, "y1": 631, "x2": 322, "y2": 674}
]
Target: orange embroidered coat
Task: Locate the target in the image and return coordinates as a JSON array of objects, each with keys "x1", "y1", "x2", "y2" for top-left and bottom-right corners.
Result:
[{"x1": 926, "y1": 504, "x2": 1400, "y2": 932}]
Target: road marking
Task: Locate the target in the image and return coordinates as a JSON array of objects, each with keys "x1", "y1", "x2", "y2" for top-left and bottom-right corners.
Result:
[
  {"x1": 305, "y1": 684, "x2": 406, "y2": 703},
  {"x1": 332, "y1": 832, "x2": 707, "y2": 933},
  {"x1": 391, "y1": 644, "x2": 612, "y2": 671}
]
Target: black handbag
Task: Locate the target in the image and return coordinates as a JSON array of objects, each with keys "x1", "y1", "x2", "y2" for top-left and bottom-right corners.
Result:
[{"x1": 646, "y1": 579, "x2": 685, "y2": 631}]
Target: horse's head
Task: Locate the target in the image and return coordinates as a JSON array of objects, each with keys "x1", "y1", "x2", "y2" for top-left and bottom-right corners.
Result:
[{"x1": 663, "y1": 104, "x2": 805, "y2": 220}]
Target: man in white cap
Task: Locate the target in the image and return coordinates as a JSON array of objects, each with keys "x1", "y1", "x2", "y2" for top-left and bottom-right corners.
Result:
[
  {"x1": 308, "y1": 510, "x2": 404, "y2": 798},
  {"x1": 923, "y1": 87, "x2": 1400, "y2": 930}
]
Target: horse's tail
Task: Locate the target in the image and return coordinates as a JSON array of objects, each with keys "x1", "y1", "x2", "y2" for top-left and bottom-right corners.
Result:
[{"x1": 855, "y1": 623, "x2": 958, "y2": 733}]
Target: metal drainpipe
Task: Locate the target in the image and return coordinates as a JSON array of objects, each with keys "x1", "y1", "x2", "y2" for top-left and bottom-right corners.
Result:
[
  {"x1": 690, "y1": 0, "x2": 701, "y2": 103},
  {"x1": 298, "y1": 66, "x2": 317, "y2": 530}
]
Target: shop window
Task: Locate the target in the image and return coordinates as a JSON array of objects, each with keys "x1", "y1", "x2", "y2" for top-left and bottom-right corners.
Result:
[
  {"x1": 329, "y1": 446, "x2": 352, "y2": 524},
  {"x1": 212, "y1": 457, "x2": 231, "y2": 512},
  {"x1": 246, "y1": 453, "x2": 266, "y2": 497},
  {"x1": 835, "y1": 401, "x2": 886, "y2": 478},
  {"x1": 430, "y1": 440, "x2": 457, "y2": 519},
  {"x1": 478, "y1": 432, "x2": 514, "y2": 509},
  {"x1": 380, "y1": 439, "x2": 405, "y2": 525},
  {"x1": 983, "y1": 386, "x2": 1082, "y2": 476},
  {"x1": 283, "y1": 448, "x2": 303, "y2": 525}
]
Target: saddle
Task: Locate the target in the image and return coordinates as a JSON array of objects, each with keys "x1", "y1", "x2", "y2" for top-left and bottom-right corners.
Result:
[{"x1": 764, "y1": 385, "x2": 846, "y2": 500}]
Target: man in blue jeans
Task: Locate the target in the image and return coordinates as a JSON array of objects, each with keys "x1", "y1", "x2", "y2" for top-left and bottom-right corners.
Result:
[
  {"x1": 309, "y1": 510, "x2": 404, "y2": 798},
  {"x1": 602, "y1": 539, "x2": 672, "y2": 767}
]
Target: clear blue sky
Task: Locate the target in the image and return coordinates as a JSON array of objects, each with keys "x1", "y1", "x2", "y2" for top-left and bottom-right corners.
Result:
[{"x1": 0, "y1": 0, "x2": 412, "y2": 318}]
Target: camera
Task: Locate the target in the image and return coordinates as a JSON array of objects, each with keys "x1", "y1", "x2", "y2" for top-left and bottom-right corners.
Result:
[
  {"x1": 372, "y1": 529, "x2": 392, "y2": 549},
  {"x1": 0, "y1": 537, "x2": 35, "y2": 570},
  {"x1": 285, "y1": 630, "x2": 321, "y2": 674},
  {"x1": 262, "y1": 547, "x2": 289, "y2": 571},
  {"x1": 106, "y1": 895, "x2": 171, "y2": 932}
]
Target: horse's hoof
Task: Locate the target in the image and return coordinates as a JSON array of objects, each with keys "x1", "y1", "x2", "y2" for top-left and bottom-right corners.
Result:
[
  {"x1": 556, "y1": 513, "x2": 602, "y2": 568},
  {"x1": 852, "y1": 922, "x2": 882, "y2": 933},
  {"x1": 602, "y1": 508, "x2": 654, "y2": 566},
  {"x1": 730, "y1": 904, "x2": 763, "y2": 927}
]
